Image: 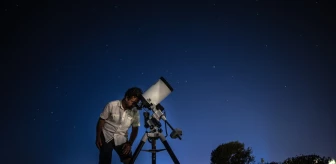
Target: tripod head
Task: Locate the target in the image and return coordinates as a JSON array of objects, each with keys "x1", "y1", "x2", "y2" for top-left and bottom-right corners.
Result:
[{"x1": 135, "y1": 77, "x2": 182, "y2": 140}]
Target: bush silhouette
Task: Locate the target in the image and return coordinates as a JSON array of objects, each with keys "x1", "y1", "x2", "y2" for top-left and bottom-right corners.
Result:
[
  {"x1": 283, "y1": 154, "x2": 332, "y2": 164},
  {"x1": 211, "y1": 141, "x2": 255, "y2": 164}
]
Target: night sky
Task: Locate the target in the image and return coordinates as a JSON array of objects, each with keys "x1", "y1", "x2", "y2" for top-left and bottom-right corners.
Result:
[{"x1": 3, "y1": 0, "x2": 335, "y2": 164}]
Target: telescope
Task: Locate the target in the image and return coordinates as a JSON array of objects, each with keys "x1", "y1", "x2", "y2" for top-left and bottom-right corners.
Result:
[{"x1": 130, "y1": 77, "x2": 182, "y2": 164}]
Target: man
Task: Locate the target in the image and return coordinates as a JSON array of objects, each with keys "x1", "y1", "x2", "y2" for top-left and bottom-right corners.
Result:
[{"x1": 96, "y1": 87, "x2": 143, "y2": 164}]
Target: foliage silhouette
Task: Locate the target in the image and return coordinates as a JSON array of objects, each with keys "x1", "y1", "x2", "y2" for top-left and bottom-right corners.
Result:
[
  {"x1": 282, "y1": 154, "x2": 332, "y2": 164},
  {"x1": 210, "y1": 141, "x2": 255, "y2": 164}
]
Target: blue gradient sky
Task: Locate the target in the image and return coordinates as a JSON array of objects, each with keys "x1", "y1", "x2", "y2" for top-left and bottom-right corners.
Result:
[{"x1": 3, "y1": 0, "x2": 335, "y2": 163}]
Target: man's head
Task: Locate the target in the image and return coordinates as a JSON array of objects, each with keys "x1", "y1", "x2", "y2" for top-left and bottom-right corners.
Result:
[{"x1": 122, "y1": 87, "x2": 143, "y2": 109}]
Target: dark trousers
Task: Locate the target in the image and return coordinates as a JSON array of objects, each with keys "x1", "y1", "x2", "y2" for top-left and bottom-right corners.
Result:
[{"x1": 99, "y1": 132, "x2": 132, "y2": 164}]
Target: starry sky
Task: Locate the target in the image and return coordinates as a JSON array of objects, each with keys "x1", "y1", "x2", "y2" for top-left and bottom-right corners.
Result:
[{"x1": 3, "y1": 0, "x2": 335, "y2": 164}]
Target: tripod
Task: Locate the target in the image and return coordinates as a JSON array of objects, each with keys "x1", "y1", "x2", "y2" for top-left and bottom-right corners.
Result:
[{"x1": 129, "y1": 129, "x2": 180, "y2": 164}]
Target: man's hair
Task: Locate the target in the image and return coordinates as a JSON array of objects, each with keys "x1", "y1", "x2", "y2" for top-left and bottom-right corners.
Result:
[{"x1": 124, "y1": 87, "x2": 143, "y2": 99}]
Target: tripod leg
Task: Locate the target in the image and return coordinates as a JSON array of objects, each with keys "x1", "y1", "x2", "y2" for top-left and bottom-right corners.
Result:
[
  {"x1": 130, "y1": 133, "x2": 149, "y2": 164},
  {"x1": 152, "y1": 139, "x2": 156, "y2": 164},
  {"x1": 158, "y1": 133, "x2": 180, "y2": 164}
]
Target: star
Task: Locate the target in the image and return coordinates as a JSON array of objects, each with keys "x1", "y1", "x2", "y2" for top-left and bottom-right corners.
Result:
[
  {"x1": 51, "y1": 112, "x2": 54, "y2": 114},
  {"x1": 213, "y1": 65, "x2": 216, "y2": 68}
]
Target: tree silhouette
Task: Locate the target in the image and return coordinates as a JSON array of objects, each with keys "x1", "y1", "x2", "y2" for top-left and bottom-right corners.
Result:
[
  {"x1": 210, "y1": 141, "x2": 255, "y2": 164},
  {"x1": 283, "y1": 154, "x2": 332, "y2": 164},
  {"x1": 269, "y1": 162, "x2": 279, "y2": 164}
]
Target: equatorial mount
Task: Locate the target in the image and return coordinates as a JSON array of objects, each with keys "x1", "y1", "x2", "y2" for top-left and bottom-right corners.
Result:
[{"x1": 140, "y1": 104, "x2": 182, "y2": 140}]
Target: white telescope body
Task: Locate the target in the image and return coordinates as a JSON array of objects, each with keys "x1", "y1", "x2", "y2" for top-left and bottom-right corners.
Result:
[{"x1": 142, "y1": 77, "x2": 173, "y2": 106}]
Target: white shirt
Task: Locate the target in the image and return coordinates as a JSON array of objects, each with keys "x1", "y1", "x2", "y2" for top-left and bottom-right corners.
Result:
[{"x1": 100, "y1": 100, "x2": 140, "y2": 146}]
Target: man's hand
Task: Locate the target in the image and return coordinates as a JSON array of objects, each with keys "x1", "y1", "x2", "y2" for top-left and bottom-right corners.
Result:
[
  {"x1": 96, "y1": 136, "x2": 103, "y2": 149},
  {"x1": 122, "y1": 142, "x2": 132, "y2": 155}
]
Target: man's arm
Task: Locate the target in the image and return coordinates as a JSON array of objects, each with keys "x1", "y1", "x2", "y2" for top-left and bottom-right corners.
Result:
[
  {"x1": 128, "y1": 110, "x2": 140, "y2": 146},
  {"x1": 96, "y1": 118, "x2": 105, "y2": 138},
  {"x1": 128, "y1": 126, "x2": 138, "y2": 146},
  {"x1": 97, "y1": 103, "x2": 111, "y2": 138}
]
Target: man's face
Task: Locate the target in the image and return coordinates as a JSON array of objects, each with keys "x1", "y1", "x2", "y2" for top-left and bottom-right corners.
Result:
[{"x1": 125, "y1": 96, "x2": 139, "y2": 109}]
